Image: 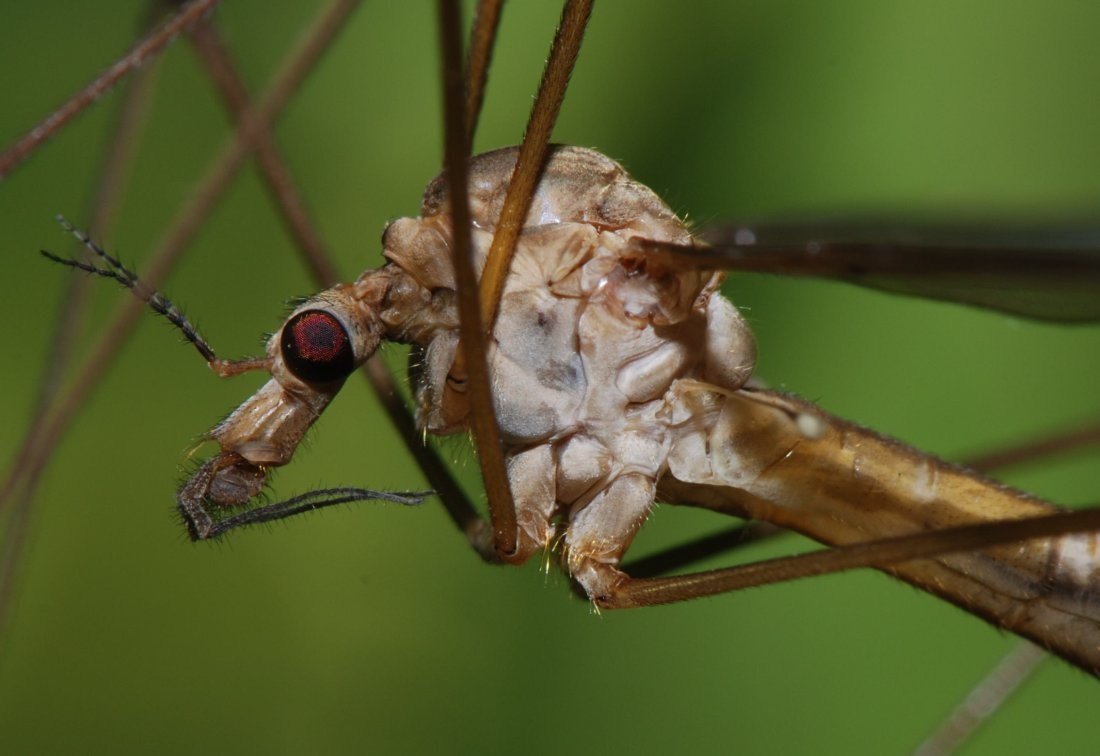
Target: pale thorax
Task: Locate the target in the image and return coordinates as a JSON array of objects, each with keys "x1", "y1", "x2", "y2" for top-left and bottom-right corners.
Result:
[{"x1": 370, "y1": 145, "x2": 756, "y2": 588}]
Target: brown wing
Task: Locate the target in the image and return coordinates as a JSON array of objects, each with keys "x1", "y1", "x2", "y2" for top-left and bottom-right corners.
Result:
[{"x1": 637, "y1": 219, "x2": 1100, "y2": 323}]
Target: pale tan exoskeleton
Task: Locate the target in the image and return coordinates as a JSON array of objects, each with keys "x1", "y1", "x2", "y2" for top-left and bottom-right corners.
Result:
[{"x1": 2, "y1": 1, "x2": 1100, "y2": 756}]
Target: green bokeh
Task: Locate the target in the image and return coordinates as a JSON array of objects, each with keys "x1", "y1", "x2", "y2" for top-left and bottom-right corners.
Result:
[{"x1": 2, "y1": 2, "x2": 1100, "y2": 754}]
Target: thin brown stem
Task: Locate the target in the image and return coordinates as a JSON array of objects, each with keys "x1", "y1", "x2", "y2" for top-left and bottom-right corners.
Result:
[{"x1": 0, "y1": 0, "x2": 222, "y2": 180}]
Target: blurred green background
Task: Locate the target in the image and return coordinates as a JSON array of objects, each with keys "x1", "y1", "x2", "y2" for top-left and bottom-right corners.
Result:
[{"x1": 3, "y1": 1, "x2": 1100, "y2": 753}]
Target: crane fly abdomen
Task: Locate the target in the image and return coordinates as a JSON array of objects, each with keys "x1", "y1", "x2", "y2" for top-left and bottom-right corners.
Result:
[{"x1": 661, "y1": 385, "x2": 1100, "y2": 673}]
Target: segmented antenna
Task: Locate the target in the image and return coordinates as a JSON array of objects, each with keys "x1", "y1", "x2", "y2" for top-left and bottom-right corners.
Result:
[{"x1": 42, "y1": 215, "x2": 219, "y2": 364}]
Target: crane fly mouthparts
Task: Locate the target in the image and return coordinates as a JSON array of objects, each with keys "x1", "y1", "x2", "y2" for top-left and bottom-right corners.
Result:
[
  {"x1": 200, "y1": 455, "x2": 268, "y2": 509},
  {"x1": 177, "y1": 452, "x2": 268, "y2": 541}
]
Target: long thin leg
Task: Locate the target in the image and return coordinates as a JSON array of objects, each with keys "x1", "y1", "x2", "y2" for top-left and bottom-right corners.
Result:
[
  {"x1": 362, "y1": 358, "x2": 492, "y2": 560},
  {"x1": 475, "y1": 0, "x2": 594, "y2": 333},
  {"x1": 185, "y1": 16, "x2": 337, "y2": 284},
  {"x1": 622, "y1": 522, "x2": 784, "y2": 578},
  {"x1": 965, "y1": 419, "x2": 1100, "y2": 473},
  {"x1": 464, "y1": 0, "x2": 504, "y2": 149},
  {"x1": 0, "y1": 0, "x2": 222, "y2": 180},
  {"x1": 594, "y1": 506, "x2": 1100, "y2": 609},
  {"x1": 437, "y1": 0, "x2": 516, "y2": 558}
]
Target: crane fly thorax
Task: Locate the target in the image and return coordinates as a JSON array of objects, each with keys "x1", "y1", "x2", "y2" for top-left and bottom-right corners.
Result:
[
  {"x1": 379, "y1": 146, "x2": 758, "y2": 570},
  {"x1": 380, "y1": 146, "x2": 715, "y2": 437}
]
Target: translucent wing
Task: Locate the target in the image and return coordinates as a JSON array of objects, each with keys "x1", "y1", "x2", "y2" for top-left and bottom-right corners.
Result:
[{"x1": 638, "y1": 219, "x2": 1100, "y2": 322}]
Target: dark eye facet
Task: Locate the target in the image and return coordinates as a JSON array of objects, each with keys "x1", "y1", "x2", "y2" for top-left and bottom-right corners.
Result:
[{"x1": 280, "y1": 310, "x2": 355, "y2": 384}]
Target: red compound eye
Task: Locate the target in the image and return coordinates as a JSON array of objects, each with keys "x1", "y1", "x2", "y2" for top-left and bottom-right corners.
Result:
[{"x1": 280, "y1": 310, "x2": 355, "y2": 384}]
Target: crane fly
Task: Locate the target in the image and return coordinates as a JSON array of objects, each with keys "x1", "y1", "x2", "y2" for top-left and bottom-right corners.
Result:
[{"x1": 2, "y1": 2, "x2": 1100, "y2": 754}]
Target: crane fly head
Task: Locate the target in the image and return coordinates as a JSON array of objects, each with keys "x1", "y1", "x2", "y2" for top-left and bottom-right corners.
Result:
[{"x1": 178, "y1": 283, "x2": 387, "y2": 535}]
